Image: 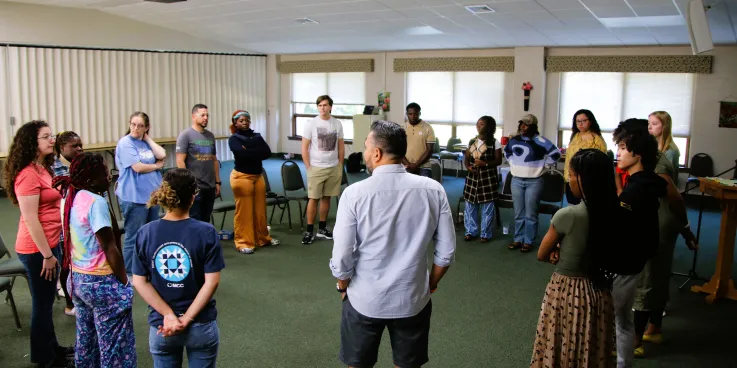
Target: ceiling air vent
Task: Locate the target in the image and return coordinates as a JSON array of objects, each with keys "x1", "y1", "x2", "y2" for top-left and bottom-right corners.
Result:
[
  {"x1": 295, "y1": 18, "x2": 320, "y2": 25},
  {"x1": 144, "y1": 0, "x2": 187, "y2": 3},
  {"x1": 465, "y1": 5, "x2": 495, "y2": 14}
]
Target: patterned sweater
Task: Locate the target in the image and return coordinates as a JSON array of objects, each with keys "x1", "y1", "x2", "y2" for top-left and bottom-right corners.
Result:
[{"x1": 503, "y1": 134, "x2": 560, "y2": 178}]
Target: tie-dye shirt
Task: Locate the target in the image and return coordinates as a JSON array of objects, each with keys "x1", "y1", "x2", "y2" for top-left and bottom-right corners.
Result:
[{"x1": 70, "y1": 190, "x2": 113, "y2": 275}]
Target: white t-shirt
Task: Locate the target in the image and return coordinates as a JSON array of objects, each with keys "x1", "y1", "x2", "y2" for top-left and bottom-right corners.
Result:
[{"x1": 303, "y1": 116, "x2": 344, "y2": 168}]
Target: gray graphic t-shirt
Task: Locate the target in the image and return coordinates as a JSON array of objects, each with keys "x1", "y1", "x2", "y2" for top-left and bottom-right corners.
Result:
[{"x1": 176, "y1": 127, "x2": 217, "y2": 188}]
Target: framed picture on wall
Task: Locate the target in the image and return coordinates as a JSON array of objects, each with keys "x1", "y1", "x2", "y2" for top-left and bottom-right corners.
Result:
[{"x1": 719, "y1": 101, "x2": 737, "y2": 128}]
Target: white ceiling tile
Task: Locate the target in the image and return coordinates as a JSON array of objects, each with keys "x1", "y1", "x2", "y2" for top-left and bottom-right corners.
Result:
[
  {"x1": 588, "y1": 6, "x2": 637, "y2": 18},
  {"x1": 626, "y1": 0, "x2": 677, "y2": 5},
  {"x1": 375, "y1": 0, "x2": 423, "y2": 11},
  {"x1": 534, "y1": 0, "x2": 586, "y2": 11},
  {"x1": 349, "y1": 0, "x2": 393, "y2": 12},
  {"x1": 428, "y1": 5, "x2": 472, "y2": 17},
  {"x1": 445, "y1": 15, "x2": 495, "y2": 28},
  {"x1": 550, "y1": 9, "x2": 599, "y2": 22},
  {"x1": 396, "y1": 7, "x2": 442, "y2": 19},
  {"x1": 632, "y1": 4, "x2": 681, "y2": 17},
  {"x1": 477, "y1": 13, "x2": 536, "y2": 30},
  {"x1": 484, "y1": 1, "x2": 545, "y2": 13},
  {"x1": 580, "y1": 0, "x2": 628, "y2": 6},
  {"x1": 421, "y1": 17, "x2": 469, "y2": 33}
]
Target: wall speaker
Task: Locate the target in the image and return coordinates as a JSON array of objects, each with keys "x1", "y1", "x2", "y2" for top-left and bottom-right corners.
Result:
[{"x1": 686, "y1": 0, "x2": 714, "y2": 55}]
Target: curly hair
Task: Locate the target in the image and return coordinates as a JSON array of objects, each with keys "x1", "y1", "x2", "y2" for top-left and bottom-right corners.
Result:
[
  {"x1": 613, "y1": 118, "x2": 659, "y2": 172},
  {"x1": 53, "y1": 131, "x2": 81, "y2": 158},
  {"x1": 4, "y1": 121, "x2": 55, "y2": 205},
  {"x1": 148, "y1": 168, "x2": 198, "y2": 211},
  {"x1": 52, "y1": 152, "x2": 116, "y2": 271}
]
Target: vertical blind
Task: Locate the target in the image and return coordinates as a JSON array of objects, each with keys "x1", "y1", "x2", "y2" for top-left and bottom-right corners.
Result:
[
  {"x1": 0, "y1": 46, "x2": 266, "y2": 161},
  {"x1": 406, "y1": 71, "x2": 506, "y2": 124},
  {"x1": 559, "y1": 72, "x2": 694, "y2": 135}
]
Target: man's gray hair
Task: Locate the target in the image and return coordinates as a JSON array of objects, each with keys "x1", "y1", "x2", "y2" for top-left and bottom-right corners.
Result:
[{"x1": 369, "y1": 120, "x2": 407, "y2": 159}]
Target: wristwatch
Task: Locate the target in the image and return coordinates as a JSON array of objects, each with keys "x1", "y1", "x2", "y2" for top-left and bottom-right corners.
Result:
[
  {"x1": 215, "y1": 181, "x2": 222, "y2": 185},
  {"x1": 336, "y1": 282, "x2": 347, "y2": 293}
]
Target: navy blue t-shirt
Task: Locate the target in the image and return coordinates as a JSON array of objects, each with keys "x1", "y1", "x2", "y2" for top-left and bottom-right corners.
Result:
[{"x1": 132, "y1": 218, "x2": 225, "y2": 327}]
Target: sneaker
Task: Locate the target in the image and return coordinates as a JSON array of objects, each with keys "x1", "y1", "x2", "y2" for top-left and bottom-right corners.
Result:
[
  {"x1": 301, "y1": 232, "x2": 314, "y2": 245},
  {"x1": 634, "y1": 345, "x2": 645, "y2": 358},
  {"x1": 238, "y1": 248, "x2": 255, "y2": 254},
  {"x1": 64, "y1": 307, "x2": 76, "y2": 317},
  {"x1": 316, "y1": 227, "x2": 333, "y2": 240},
  {"x1": 269, "y1": 238, "x2": 280, "y2": 246}
]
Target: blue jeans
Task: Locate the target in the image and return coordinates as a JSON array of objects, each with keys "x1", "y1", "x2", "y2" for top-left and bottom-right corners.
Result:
[
  {"x1": 120, "y1": 200, "x2": 160, "y2": 274},
  {"x1": 149, "y1": 320, "x2": 220, "y2": 368},
  {"x1": 17, "y1": 246, "x2": 62, "y2": 363},
  {"x1": 464, "y1": 201, "x2": 495, "y2": 239},
  {"x1": 511, "y1": 176, "x2": 544, "y2": 244},
  {"x1": 189, "y1": 187, "x2": 217, "y2": 223}
]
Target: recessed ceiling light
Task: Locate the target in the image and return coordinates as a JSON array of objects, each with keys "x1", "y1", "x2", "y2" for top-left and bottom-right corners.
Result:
[
  {"x1": 465, "y1": 5, "x2": 495, "y2": 14},
  {"x1": 599, "y1": 15, "x2": 685, "y2": 28},
  {"x1": 295, "y1": 18, "x2": 320, "y2": 25},
  {"x1": 403, "y1": 26, "x2": 443, "y2": 36}
]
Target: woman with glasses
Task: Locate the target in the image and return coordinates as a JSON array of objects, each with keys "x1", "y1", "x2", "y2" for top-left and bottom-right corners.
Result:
[
  {"x1": 3, "y1": 121, "x2": 74, "y2": 367},
  {"x1": 564, "y1": 109, "x2": 607, "y2": 205},
  {"x1": 115, "y1": 111, "x2": 166, "y2": 274}
]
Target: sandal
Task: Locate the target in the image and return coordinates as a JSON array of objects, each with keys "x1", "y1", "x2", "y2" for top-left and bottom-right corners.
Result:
[
  {"x1": 480, "y1": 238, "x2": 489, "y2": 243},
  {"x1": 464, "y1": 235, "x2": 475, "y2": 241},
  {"x1": 520, "y1": 244, "x2": 532, "y2": 253},
  {"x1": 508, "y1": 242, "x2": 521, "y2": 250}
]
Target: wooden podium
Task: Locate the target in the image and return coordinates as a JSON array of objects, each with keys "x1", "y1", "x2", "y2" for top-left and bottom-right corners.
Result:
[{"x1": 691, "y1": 178, "x2": 737, "y2": 303}]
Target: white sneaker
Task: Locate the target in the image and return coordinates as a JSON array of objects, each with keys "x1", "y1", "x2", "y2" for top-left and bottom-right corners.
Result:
[
  {"x1": 58, "y1": 287, "x2": 65, "y2": 297},
  {"x1": 64, "y1": 307, "x2": 76, "y2": 317},
  {"x1": 239, "y1": 248, "x2": 255, "y2": 255}
]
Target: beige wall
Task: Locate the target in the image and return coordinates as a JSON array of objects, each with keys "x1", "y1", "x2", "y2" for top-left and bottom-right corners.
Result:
[
  {"x1": 275, "y1": 46, "x2": 737, "y2": 177},
  {"x1": 0, "y1": 2, "x2": 246, "y2": 53}
]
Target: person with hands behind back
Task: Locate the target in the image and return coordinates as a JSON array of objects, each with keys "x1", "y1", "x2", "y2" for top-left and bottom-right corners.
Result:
[
  {"x1": 132, "y1": 169, "x2": 225, "y2": 368},
  {"x1": 54, "y1": 153, "x2": 136, "y2": 368}
]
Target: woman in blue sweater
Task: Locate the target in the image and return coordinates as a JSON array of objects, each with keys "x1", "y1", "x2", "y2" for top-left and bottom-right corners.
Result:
[
  {"x1": 503, "y1": 114, "x2": 560, "y2": 253},
  {"x1": 228, "y1": 110, "x2": 279, "y2": 254}
]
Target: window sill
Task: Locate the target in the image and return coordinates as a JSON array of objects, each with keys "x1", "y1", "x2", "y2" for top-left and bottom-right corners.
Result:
[{"x1": 288, "y1": 136, "x2": 352, "y2": 145}]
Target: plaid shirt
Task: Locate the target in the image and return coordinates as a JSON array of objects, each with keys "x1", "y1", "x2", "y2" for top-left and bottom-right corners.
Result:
[
  {"x1": 463, "y1": 138, "x2": 499, "y2": 204},
  {"x1": 52, "y1": 158, "x2": 68, "y2": 178}
]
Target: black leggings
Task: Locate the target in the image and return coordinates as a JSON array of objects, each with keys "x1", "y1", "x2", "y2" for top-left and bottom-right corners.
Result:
[
  {"x1": 634, "y1": 310, "x2": 664, "y2": 339},
  {"x1": 59, "y1": 268, "x2": 73, "y2": 308}
]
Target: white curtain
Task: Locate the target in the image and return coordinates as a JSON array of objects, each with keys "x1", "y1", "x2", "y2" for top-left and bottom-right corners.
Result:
[
  {"x1": 292, "y1": 72, "x2": 365, "y2": 105},
  {"x1": 3, "y1": 46, "x2": 266, "y2": 162}
]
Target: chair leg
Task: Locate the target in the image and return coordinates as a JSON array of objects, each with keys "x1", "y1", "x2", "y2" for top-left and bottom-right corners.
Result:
[
  {"x1": 7, "y1": 289, "x2": 21, "y2": 331},
  {"x1": 220, "y1": 212, "x2": 227, "y2": 231},
  {"x1": 495, "y1": 205, "x2": 501, "y2": 228},
  {"x1": 269, "y1": 206, "x2": 276, "y2": 224},
  {"x1": 279, "y1": 203, "x2": 287, "y2": 224},
  {"x1": 286, "y1": 202, "x2": 292, "y2": 231},
  {"x1": 298, "y1": 201, "x2": 304, "y2": 230}
]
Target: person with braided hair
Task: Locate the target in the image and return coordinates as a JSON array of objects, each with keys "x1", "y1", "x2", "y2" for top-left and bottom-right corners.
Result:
[
  {"x1": 531, "y1": 149, "x2": 616, "y2": 368},
  {"x1": 132, "y1": 168, "x2": 225, "y2": 367},
  {"x1": 52, "y1": 130, "x2": 84, "y2": 317},
  {"x1": 4, "y1": 120, "x2": 74, "y2": 368},
  {"x1": 53, "y1": 152, "x2": 136, "y2": 368}
]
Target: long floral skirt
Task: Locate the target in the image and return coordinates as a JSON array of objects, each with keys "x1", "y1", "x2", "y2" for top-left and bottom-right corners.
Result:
[{"x1": 530, "y1": 272, "x2": 615, "y2": 368}]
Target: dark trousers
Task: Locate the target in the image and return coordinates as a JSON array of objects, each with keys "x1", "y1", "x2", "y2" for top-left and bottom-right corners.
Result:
[
  {"x1": 17, "y1": 246, "x2": 62, "y2": 363},
  {"x1": 190, "y1": 187, "x2": 217, "y2": 223}
]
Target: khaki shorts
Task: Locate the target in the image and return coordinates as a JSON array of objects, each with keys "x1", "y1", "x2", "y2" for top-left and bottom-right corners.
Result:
[{"x1": 307, "y1": 165, "x2": 343, "y2": 199}]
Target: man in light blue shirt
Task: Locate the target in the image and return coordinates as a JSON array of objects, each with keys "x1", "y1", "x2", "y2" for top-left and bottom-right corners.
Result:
[{"x1": 330, "y1": 120, "x2": 456, "y2": 368}]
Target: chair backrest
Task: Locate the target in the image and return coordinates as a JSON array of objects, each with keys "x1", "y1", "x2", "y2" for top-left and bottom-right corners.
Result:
[
  {"x1": 262, "y1": 169, "x2": 273, "y2": 193},
  {"x1": 447, "y1": 137, "x2": 462, "y2": 152},
  {"x1": 689, "y1": 153, "x2": 714, "y2": 178},
  {"x1": 502, "y1": 171, "x2": 513, "y2": 196},
  {"x1": 281, "y1": 160, "x2": 306, "y2": 192},
  {"x1": 0, "y1": 233, "x2": 10, "y2": 259},
  {"x1": 433, "y1": 137, "x2": 441, "y2": 154},
  {"x1": 341, "y1": 166, "x2": 349, "y2": 186},
  {"x1": 540, "y1": 170, "x2": 565, "y2": 203},
  {"x1": 429, "y1": 160, "x2": 442, "y2": 183}
]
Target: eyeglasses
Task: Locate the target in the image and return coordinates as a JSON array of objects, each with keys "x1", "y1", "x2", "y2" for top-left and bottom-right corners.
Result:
[
  {"x1": 129, "y1": 122, "x2": 146, "y2": 130},
  {"x1": 38, "y1": 134, "x2": 56, "y2": 141},
  {"x1": 575, "y1": 119, "x2": 589, "y2": 125}
]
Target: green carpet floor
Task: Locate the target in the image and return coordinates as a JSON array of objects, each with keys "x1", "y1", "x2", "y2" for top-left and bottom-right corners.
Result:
[{"x1": 0, "y1": 159, "x2": 735, "y2": 367}]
